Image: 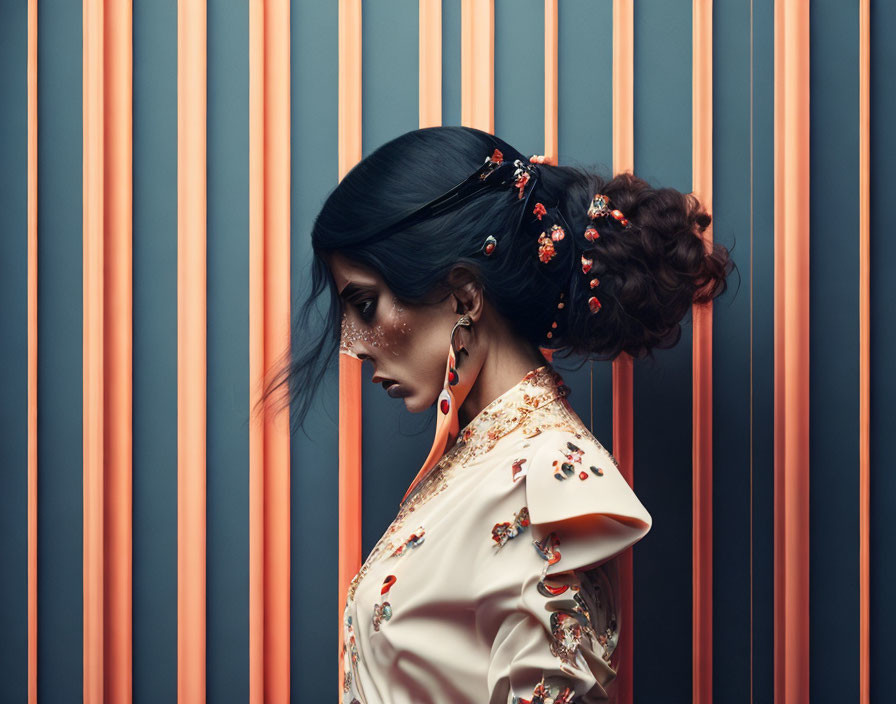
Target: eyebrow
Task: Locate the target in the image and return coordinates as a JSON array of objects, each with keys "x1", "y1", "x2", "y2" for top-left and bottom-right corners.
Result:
[{"x1": 338, "y1": 281, "x2": 374, "y2": 298}]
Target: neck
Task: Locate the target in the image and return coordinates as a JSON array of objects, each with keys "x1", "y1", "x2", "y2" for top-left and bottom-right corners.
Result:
[{"x1": 458, "y1": 331, "x2": 547, "y2": 429}]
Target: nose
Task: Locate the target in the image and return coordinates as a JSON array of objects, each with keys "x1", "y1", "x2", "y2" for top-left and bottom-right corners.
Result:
[{"x1": 339, "y1": 313, "x2": 375, "y2": 362}]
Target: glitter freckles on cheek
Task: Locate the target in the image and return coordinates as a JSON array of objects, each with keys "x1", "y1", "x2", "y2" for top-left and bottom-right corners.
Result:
[
  {"x1": 389, "y1": 296, "x2": 411, "y2": 356},
  {"x1": 339, "y1": 312, "x2": 391, "y2": 355}
]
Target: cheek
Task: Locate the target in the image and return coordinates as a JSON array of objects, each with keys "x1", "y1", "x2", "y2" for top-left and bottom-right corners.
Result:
[
  {"x1": 379, "y1": 297, "x2": 412, "y2": 356},
  {"x1": 340, "y1": 313, "x2": 386, "y2": 356}
]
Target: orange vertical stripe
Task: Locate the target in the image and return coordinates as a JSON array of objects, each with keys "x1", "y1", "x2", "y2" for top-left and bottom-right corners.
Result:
[
  {"x1": 177, "y1": 0, "x2": 207, "y2": 701},
  {"x1": 338, "y1": 1, "x2": 363, "y2": 700},
  {"x1": 419, "y1": 0, "x2": 442, "y2": 128},
  {"x1": 611, "y1": 2, "x2": 635, "y2": 703},
  {"x1": 263, "y1": 2, "x2": 292, "y2": 700},
  {"x1": 859, "y1": 1, "x2": 870, "y2": 702},
  {"x1": 691, "y1": 2, "x2": 714, "y2": 702},
  {"x1": 83, "y1": 1, "x2": 105, "y2": 701},
  {"x1": 103, "y1": 2, "x2": 134, "y2": 702},
  {"x1": 27, "y1": 1, "x2": 38, "y2": 701},
  {"x1": 543, "y1": 0, "x2": 558, "y2": 165},
  {"x1": 248, "y1": 2, "x2": 264, "y2": 702},
  {"x1": 461, "y1": 0, "x2": 494, "y2": 132},
  {"x1": 773, "y1": 1, "x2": 811, "y2": 702}
]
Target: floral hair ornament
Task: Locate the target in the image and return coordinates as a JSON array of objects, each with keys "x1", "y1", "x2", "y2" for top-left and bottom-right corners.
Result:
[
  {"x1": 359, "y1": 144, "x2": 540, "y2": 249},
  {"x1": 537, "y1": 187, "x2": 636, "y2": 342},
  {"x1": 481, "y1": 235, "x2": 497, "y2": 256},
  {"x1": 587, "y1": 192, "x2": 631, "y2": 229}
]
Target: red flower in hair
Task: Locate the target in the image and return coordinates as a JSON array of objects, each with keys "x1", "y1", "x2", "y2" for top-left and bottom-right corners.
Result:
[
  {"x1": 537, "y1": 233, "x2": 556, "y2": 263},
  {"x1": 532, "y1": 202, "x2": 547, "y2": 220}
]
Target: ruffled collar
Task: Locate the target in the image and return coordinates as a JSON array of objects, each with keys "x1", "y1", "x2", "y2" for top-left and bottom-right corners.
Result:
[
  {"x1": 454, "y1": 362, "x2": 571, "y2": 450},
  {"x1": 396, "y1": 362, "x2": 573, "y2": 511}
]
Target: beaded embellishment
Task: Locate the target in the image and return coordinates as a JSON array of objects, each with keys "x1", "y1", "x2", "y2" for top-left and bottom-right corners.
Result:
[
  {"x1": 390, "y1": 526, "x2": 425, "y2": 557},
  {"x1": 533, "y1": 531, "x2": 562, "y2": 581},
  {"x1": 371, "y1": 575, "x2": 397, "y2": 631},
  {"x1": 491, "y1": 506, "x2": 531, "y2": 548},
  {"x1": 511, "y1": 675, "x2": 575, "y2": 704},
  {"x1": 511, "y1": 458, "x2": 528, "y2": 483}
]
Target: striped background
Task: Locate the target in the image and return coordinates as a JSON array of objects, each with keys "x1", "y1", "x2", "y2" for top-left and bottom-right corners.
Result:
[{"x1": 1, "y1": 1, "x2": 893, "y2": 703}]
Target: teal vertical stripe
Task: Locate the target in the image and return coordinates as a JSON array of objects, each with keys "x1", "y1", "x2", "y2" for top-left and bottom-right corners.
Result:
[
  {"x1": 359, "y1": 0, "x2": 430, "y2": 567},
  {"x1": 207, "y1": 1, "x2": 250, "y2": 700},
  {"x1": 495, "y1": 0, "x2": 544, "y2": 160},
  {"x1": 556, "y1": 0, "x2": 615, "y2": 465},
  {"x1": 870, "y1": 1, "x2": 896, "y2": 700},
  {"x1": 712, "y1": 0, "x2": 754, "y2": 699},
  {"x1": 442, "y1": 0, "x2": 462, "y2": 127},
  {"x1": 133, "y1": 0, "x2": 178, "y2": 700},
  {"x1": 749, "y1": 0, "x2": 776, "y2": 700},
  {"x1": 0, "y1": 2, "x2": 28, "y2": 700},
  {"x1": 36, "y1": 0, "x2": 84, "y2": 699},
  {"x1": 632, "y1": 1, "x2": 694, "y2": 698},
  {"x1": 290, "y1": 0, "x2": 341, "y2": 693},
  {"x1": 809, "y1": 1, "x2": 861, "y2": 700}
]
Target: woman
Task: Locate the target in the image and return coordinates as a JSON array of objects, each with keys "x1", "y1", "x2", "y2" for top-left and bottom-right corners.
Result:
[{"x1": 266, "y1": 126, "x2": 733, "y2": 703}]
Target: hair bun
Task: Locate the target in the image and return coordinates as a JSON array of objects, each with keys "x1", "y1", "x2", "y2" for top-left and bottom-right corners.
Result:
[{"x1": 534, "y1": 167, "x2": 734, "y2": 360}]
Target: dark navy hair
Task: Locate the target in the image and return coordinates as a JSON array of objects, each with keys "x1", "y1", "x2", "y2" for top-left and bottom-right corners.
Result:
[{"x1": 262, "y1": 126, "x2": 734, "y2": 433}]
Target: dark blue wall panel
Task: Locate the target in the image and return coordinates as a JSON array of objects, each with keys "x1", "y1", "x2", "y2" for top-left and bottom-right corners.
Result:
[
  {"x1": 747, "y1": 1, "x2": 777, "y2": 700},
  {"x1": 810, "y1": 2, "x2": 861, "y2": 702},
  {"x1": 870, "y1": 2, "x2": 896, "y2": 701},
  {"x1": 0, "y1": 2, "x2": 28, "y2": 701},
  {"x1": 36, "y1": 1, "x2": 84, "y2": 700},
  {"x1": 359, "y1": 0, "x2": 430, "y2": 567},
  {"x1": 290, "y1": 0, "x2": 342, "y2": 693},
  {"x1": 712, "y1": 0, "x2": 754, "y2": 700},
  {"x1": 632, "y1": 2, "x2": 694, "y2": 700},
  {"x1": 207, "y1": 1, "x2": 250, "y2": 700},
  {"x1": 556, "y1": 0, "x2": 615, "y2": 512},
  {"x1": 133, "y1": 0, "x2": 178, "y2": 701}
]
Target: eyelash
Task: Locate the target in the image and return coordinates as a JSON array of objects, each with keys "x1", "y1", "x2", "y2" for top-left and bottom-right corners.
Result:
[{"x1": 356, "y1": 298, "x2": 376, "y2": 323}]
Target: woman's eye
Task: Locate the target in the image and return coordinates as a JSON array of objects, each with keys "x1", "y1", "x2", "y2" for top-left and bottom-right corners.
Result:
[{"x1": 357, "y1": 298, "x2": 376, "y2": 323}]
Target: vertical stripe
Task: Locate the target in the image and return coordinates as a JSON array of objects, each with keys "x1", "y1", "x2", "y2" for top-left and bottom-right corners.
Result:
[
  {"x1": 773, "y1": 1, "x2": 811, "y2": 701},
  {"x1": 461, "y1": 0, "x2": 494, "y2": 132},
  {"x1": 338, "y1": 1, "x2": 363, "y2": 699},
  {"x1": 611, "y1": 2, "x2": 635, "y2": 702},
  {"x1": 691, "y1": 1, "x2": 713, "y2": 702},
  {"x1": 207, "y1": 2, "x2": 251, "y2": 699},
  {"x1": 543, "y1": 1, "x2": 558, "y2": 164},
  {"x1": 177, "y1": 0, "x2": 207, "y2": 701},
  {"x1": 859, "y1": 0, "x2": 870, "y2": 700},
  {"x1": 749, "y1": 5, "x2": 755, "y2": 698},
  {"x1": 27, "y1": 1, "x2": 38, "y2": 701},
  {"x1": 249, "y1": 4, "x2": 264, "y2": 702},
  {"x1": 104, "y1": 2, "x2": 134, "y2": 701},
  {"x1": 419, "y1": 0, "x2": 441, "y2": 128},
  {"x1": 264, "y1": 2, "x2": 292, "y2": 699},
  {"x1": 133, "y1": 2, "x2": 178, "y2": 697},
  {"x1": 82, "y1": 1, "x2": 105, "y2": 701}
]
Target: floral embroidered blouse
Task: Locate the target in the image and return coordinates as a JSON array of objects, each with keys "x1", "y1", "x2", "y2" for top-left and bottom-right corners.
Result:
[{"x1": 341, "y1": 363, "x2": 652, "y2": 704}]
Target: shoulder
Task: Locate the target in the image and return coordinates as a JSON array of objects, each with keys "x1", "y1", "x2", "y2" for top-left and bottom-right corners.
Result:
[{"x1": 520, "y1": 426, "x2": 653, "y2": 574}]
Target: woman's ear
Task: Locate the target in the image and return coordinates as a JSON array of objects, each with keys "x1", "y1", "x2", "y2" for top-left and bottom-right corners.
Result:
[
  {"x1": 446, "y1": 265, "x2": 484, "y2": 322},
  {"x1": 452, "y1": 279, "x2": 484, "y2": 323}
]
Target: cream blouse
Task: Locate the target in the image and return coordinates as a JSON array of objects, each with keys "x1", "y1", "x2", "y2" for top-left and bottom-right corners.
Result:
[{"x1": 341, "y1": 363, "x2": 652, "y2": 704}]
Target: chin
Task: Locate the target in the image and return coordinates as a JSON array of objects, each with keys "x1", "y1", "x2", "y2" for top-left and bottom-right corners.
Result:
[{"x1": 403, "y1": 395, "x2": 426, "y2": 413}]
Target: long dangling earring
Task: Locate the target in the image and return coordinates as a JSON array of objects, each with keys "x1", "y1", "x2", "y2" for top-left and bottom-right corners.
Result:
[{"x1": 400, "y1": 314, "x2": 475, "y2": 505}]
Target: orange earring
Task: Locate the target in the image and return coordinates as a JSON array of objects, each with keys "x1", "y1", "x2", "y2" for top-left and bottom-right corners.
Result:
[{"x1": 400, "y1": 314, "x2": 475, "y2": 505}]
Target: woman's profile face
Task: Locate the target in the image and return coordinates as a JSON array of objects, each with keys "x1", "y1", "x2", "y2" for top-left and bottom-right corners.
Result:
[{"x1": 326, "y1": 251, "x2": 459, "y2": 413}]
